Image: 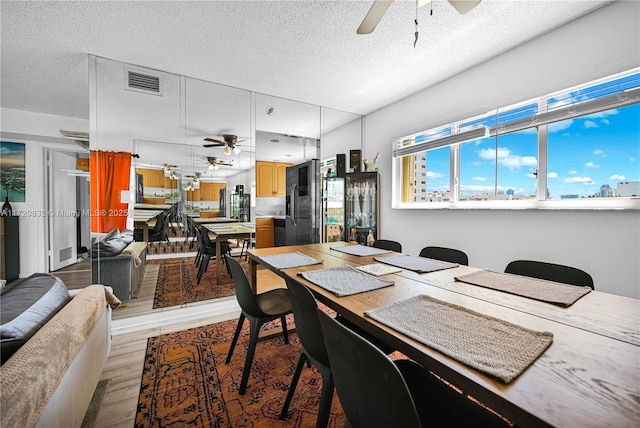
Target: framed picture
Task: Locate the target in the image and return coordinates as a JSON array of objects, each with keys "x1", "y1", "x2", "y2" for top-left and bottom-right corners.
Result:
[{"x1": 0, "y1": 141, "x2": 26, "y2": 202}]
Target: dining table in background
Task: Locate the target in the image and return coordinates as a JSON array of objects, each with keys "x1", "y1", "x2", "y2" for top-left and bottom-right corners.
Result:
[
  {"x1": 247, "y1": 242, "x2": 640, "y2": 428},
  {"x1": 204, "y1": 222, "x2": 255, "y2": 285},
  {"x1": 132, "y1": 209, "x2": 162, "y2": 242}
]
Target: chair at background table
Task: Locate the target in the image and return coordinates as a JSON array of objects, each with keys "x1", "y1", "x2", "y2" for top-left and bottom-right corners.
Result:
[
  {"x1": 419, "y1": 246, "x2": 469, "y2": 265},
  {"x1": 239, "y1": 237, "x2": 256, "y2": 261},
  {"x1": 317, "y1": 309, "x2": 510, "y2": 428},
  {"x1": 373, "y1": 239, "x2": 402, "y2": 252},
  {"x1": 505, "y1": 260, "x2": 594, "y2": 289},
  {"x1": 148, "y1": 212, "x2": 169, "y2": 243},
  {"x1": 194, "y1": 226, "x2": 230, "y2": 283},
  {"x1": 225, "y1": 255, "x2": 292, "y2": 395}
]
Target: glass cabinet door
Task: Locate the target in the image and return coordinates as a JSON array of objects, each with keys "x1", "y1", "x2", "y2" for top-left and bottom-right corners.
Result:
[{"x1": 345, "y1": 172, "x2": 379, "y2": 245}]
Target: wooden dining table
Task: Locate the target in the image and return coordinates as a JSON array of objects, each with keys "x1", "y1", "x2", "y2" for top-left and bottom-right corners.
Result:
[
  {"x1": 204, "y1": 222, "x2": 255, "y2": 285},
  {"x1": 132, "y1": 209, "x2": 163, "y2": 242},
  {"x1": 247, "y1": 242, "x2": 640, "y2": 428}
]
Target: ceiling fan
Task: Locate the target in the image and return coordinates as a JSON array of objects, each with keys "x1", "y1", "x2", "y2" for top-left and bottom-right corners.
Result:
[
  {"x1": 203, "y1": 134, "x2": 244, "y2": 155},
  {"x1": 205, "y1": 157, "x2": 233, "y2": 171},
  {"x1": 357, "y1": 0, "x2": 482, "y2": 34}
]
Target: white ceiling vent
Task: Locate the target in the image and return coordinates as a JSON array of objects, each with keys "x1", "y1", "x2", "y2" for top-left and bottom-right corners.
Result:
[{"x1": 125, "y1": 69, "x2": 163, "y2": 96}]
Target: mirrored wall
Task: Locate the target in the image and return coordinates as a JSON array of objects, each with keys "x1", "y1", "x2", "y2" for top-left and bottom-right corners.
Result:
[{"x1": 90, "y1": 55, "x2": 362, "y2": 319}]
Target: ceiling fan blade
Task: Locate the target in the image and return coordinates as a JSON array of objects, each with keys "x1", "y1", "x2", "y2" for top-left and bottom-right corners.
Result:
[
  {"x1": 357, "y1": 0, "x2": 394, "y2": 34},
  {"x1": 204, "y1": 137, "x2": 225, "y2": 144},
  {"x1": 448, "y1": 0, "x2": 482, "y2": 15}
]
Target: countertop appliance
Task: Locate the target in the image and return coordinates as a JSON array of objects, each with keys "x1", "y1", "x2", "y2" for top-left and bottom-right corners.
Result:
[{"x1": 285, "y1": 159, "x2": 320, "y2": 245}]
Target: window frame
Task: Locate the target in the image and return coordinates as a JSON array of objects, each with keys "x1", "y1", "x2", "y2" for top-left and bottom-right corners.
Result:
[{"x1": 392, "y1": 69, "x2": 640, "y2": 211}]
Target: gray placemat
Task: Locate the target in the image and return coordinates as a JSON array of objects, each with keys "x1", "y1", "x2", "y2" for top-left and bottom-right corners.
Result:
[
  {"x1": 366, "y1": 295, "x2": 553, "y2": 383},
  {"x1": 258, "y1": 251, "x2": 324, "y2": 270},
  {"x1": 330, "y1": 244, "x2": 392, "y2": 256},
  {"x1": 374, "y1": 254, "x2": 458, "y2": 273},
  {"x1": 454, "y1": 270, "x2": 592, "y2": 307},
  {"x1": 299, "y1": 265, "x2": 394, "y2": 296}
]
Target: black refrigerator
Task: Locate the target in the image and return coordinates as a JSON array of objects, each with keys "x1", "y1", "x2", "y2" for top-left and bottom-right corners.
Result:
[{"x1": 285, "y1": 159, "x2": 321, "y2": 245}]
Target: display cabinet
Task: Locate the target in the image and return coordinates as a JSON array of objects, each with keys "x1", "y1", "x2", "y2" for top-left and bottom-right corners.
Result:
[
  {"x1": 230, "y1": 193, "x2": 250, "y2": 222},
  {"x1": 344, "y1": 172, "x2": 379, "y2": 245}
]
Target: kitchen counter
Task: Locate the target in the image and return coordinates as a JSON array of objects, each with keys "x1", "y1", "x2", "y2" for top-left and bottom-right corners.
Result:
[{"x1": 255, "y1": 214, "x2": 286, "y2": 220}]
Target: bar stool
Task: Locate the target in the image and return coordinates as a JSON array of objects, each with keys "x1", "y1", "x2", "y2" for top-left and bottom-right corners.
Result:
[{"x1": 239, "y1": 237, "x2": 256, "y2": 261}]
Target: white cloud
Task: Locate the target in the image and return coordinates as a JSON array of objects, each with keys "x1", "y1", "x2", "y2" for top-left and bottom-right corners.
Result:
[
  {"x1": 630, "y1": 157, "x2": 637, "y2": 163},
  {"x1": 460, "y1": 184, "x2": 495, "y2": 192},
  {"x1": 548, "y1": 172, "x2": 558, "y2": 179},
  {"x1": 472, "y1": 177, "x2": 487, "y2": 182},
  {"x1": 526, "y1": 173, "x2": 537, "y2": 179},
  {"x1": 568, "y1": 170, "x2": 578, "y2": 175},
  {"x1": 593, "y1": 149, "x2": 605, "y2": 156},
  {"x1": 585, "y1": 161, "x2": 599, "y2": 168},
  {"x1": 426, "y1": 171, "x2": 443, "y2": 179},
  {"x1": 548, "y1": 120, "x2": 573, "y2": 133},
  {"x1": 582, "y1": 109, "x2": 619, "y2": 120},
  {"x1": 477, "y1": 147, "x2": 537, "y2": 170},
  {"x1": 609, "y1": 174, "x2": 626, "y2": 181},
  {"x1": 584, "y1": 120, "x2": 598, "y2": 129},
  {"x1": 564, "y1": 176, "x2": 595, "y2": 185}
]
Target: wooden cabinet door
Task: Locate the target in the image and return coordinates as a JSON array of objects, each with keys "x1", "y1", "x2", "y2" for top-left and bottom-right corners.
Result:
[
  {"x1": 255, "y1": 218, "x2": 274, "y2": 248},
  {"x1": 256, "y1": 161, "x2": 276, "y2": 197},
  {"x1": 274, "y1": 163, "x2": 291, "y2": 197},
  {"x1": 212, "y1": 183, "x2": 226, "y2": 201}
]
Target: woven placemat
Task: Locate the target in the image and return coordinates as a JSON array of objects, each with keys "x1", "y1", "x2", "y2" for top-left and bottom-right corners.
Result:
[
  {"x1": 330, "y1": 244, "x2": 392, "y2": 256},
  {"x1": 366, "y1": 295, "x2": 553, "y2": 383},
  {"x1": 374, "y1": 254, "x2": 458, "y2": 273},
  {"x1": 258, "y1": 251, "x2": 324, "y2": 270},
  {"x1": 299, "y1": 265, "x2": 394, "y2": 296},
  {"x1": 455, "y1": 270, "x2": 592, "y2": 306}
]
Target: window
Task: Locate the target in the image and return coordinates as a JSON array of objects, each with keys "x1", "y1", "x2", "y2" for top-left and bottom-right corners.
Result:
[{"x1": 393, "y1": 69, "x2": 640, "y2": 209}]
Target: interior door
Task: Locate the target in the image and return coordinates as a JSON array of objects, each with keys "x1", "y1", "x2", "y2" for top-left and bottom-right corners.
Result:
[{"x1": 48, "y1": 150, "x2": 78, "y2": 271}]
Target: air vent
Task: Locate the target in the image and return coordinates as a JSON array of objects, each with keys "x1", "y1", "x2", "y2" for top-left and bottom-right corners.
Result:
[
  {"x1": 59, "y1": 247, "x2": 73, "y2": 262},
  {"x1": 125, "y1": 69, "x2": 163, "y2": 96}
]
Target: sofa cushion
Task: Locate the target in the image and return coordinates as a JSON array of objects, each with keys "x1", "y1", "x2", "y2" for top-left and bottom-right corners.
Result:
[
  {"x1": 0, "y1": 274, "x2": 71, "y2": 364},
  {"x1": 92, "y1": 228, "x2": 128, "y2": 257}
]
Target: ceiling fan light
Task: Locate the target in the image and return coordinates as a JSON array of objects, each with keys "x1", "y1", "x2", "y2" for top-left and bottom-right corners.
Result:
[
  {"x1": 223, "y1": 145, "x2": 232, "y2": 156},
  {"x1": 233, "y1": 146, "x2": 241, "y2": 155},
  {"x1": 207, "y1": 163, "x2": 214, "y2": 170},
  {"x1": 214, "y1": 164, "x2": 219, "y2": 171}
]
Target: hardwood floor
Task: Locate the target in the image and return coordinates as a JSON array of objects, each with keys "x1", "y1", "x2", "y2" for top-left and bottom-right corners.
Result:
[{"x1": 50, "y1": 247, "x2": 287, "y2": 427}]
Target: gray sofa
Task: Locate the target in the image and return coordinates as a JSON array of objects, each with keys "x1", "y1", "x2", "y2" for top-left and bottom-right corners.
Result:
[
  {"x1": 0, "y1": 274, "x2": 115, "y2": 428},
  {"x1": 91, "y1": 229, "x2": 147, "y2": 303}
]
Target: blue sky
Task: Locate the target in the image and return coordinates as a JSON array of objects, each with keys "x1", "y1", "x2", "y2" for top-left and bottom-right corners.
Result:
[{"x1": 422, "y1": 102, "x2": 639, "y2": 198}]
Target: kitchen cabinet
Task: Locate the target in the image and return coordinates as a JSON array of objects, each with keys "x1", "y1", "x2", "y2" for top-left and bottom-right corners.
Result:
[
  {"x1": 256, "y1": 161, "x2": 292, "y2": 197},
  {"x1": 200, "y1": 182, "x2": 226, "y2": 201},
  {"x1": 136, "y1": 168, "x2": 165, "y2": 188},
  {"x1": 256, "y1": 217, "x2": 274, "y2": 248}
]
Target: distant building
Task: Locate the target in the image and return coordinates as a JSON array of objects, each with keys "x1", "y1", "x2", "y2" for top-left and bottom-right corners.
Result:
[
  {"x1": 616, "y1": 181, "x2": 640, "y2": 197},
  {"x1": 561, "y1": 194, "x2": 579, "y2": 199},
  {"x1": 506, "y1": 189, "x2": 515, "y2": 196},
  {"x1": 599, "y1": 184, "x2": 615, "y2": 197}
]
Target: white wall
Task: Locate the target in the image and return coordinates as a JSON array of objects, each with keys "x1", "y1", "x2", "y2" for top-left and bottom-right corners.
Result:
[
  {"x1": 1, "y1": 108, "x2": 90, "y2": 277},
  {"x1": 361, "y1": 1, "x2": 640, "y2": 297}
]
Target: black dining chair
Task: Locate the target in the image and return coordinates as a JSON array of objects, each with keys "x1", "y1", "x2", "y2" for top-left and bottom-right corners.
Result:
[
  {"x1": 505, "y1": 260, "x2": 594, "y2": 289},
  {"x1": 372, "y1": 239, "x2": 402, "y2": 252},
  {"x1": 194, "y1": 226, "x2": 230, "y2": 283},
  {"x1": 225, "y1": 255, "x2": 293, "y2": 395},
  {"x1": 280, "y1": 277, "x2": 395, "y2": 427},
  {"x1": 316, "y1": 309, "x2": 510, "y2": 428},
  {"x1": 148, "y1": 212, "x2": 169, "y2": 243},
  {"x1": 419, "y1": 246, "x2": 469, "y2": 265}
]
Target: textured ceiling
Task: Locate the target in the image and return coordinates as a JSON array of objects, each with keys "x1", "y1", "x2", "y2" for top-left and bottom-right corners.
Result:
[{"x1": 1, "y1": 0, "x2": 609, "y2": 120}]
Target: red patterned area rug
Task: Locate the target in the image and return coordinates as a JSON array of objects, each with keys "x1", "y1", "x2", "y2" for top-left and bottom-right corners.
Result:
[
  {"x1": 149, "y1": 257, "x2": 243, "y2": 309},
  {"x1": 135, "y1": 318, "x2": 346, "y2": 428}
]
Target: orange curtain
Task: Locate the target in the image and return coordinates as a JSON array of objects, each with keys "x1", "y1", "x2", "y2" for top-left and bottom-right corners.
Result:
[{"x1": 90, "y1": 150, "x2": 131, "y2": 233}]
